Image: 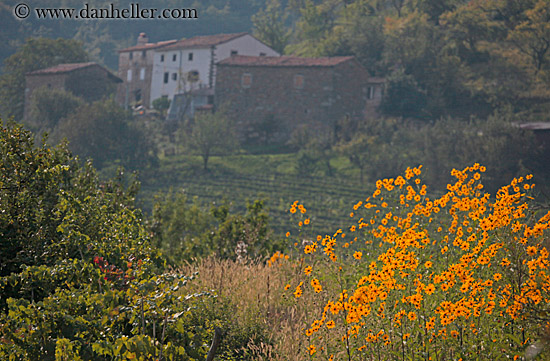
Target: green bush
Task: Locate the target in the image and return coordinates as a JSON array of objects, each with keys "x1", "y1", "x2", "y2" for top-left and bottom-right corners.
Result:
[
  {"x1": 150, "y1": 190, "x2": 281, "y2": 263},
  {"x1": 0, "y1": 120, "x2": 211, "y2": 360}
]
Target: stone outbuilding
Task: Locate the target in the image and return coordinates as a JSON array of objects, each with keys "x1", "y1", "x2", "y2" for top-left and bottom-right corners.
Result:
[
  {"x1": 215, "y1": 55, "x2": 381, "y2": 144},
  {"x1": 24, "y1": 62, "x2": 122, "y2": 120}
]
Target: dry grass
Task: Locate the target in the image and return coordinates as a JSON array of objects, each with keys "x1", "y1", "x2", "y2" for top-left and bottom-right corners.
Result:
[{"x1": 178, "y1": 257, "x2": 312, "y2": 360}]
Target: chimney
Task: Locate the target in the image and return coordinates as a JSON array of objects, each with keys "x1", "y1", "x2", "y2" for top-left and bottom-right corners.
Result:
[{"x1": 137, "y1": 32, "x2": 148, "y2": 46}]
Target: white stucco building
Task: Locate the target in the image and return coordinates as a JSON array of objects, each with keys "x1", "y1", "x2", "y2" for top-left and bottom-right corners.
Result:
[{"x1": 149, "y1": 33, "x2": 279, "y2": 106}]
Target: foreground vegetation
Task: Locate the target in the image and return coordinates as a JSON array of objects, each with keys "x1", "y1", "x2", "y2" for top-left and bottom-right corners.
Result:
[{"x1": 1, "y1": 120, "x2": 550, "y2": 360}]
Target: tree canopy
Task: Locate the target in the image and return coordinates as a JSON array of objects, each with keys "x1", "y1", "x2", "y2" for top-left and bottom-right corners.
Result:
[{"x1": 181, "y1": 109, "x2": 237, "y2": 171}]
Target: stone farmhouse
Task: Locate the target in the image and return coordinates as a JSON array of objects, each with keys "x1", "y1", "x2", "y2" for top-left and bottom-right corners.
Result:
[
  {"x1": 215, "y1": 55, "x2": 382, "y2": 143},
  {"x1": 116, "y1": 32, "x2": 279, "y2": 111},
  {"x1": 116, "y1": 33, "x2": 177, "y2": 109},
  {"x1": 24, "y1": 62, "x2": 122, "y2": 120}
]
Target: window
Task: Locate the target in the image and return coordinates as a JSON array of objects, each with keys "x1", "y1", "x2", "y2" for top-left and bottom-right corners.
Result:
[
  {"x1": 160, "y1": 54, "x2": 164, "y2": 62},
  {"x1": 231, "y1": 50, "x2": 238, "y2": 56},
  {"x1": 163, "y1": 72, "x2": 169, "y2": 84},
  {"x1": 142, "y1": 50, "x2": 146, "y2": 58},
  {"x1": 187, "y1": 70, "x2": 199, "y2": 83},
  {"x1": 172, "y1": 73, "x2": 177, "y2": 81},
  {"x1": 140, "y1": 68, "x2": 145, "y2": 80},
  {"x1": 293, "y1": 74, "x2": 304, "y2": 89},
  {"x1": 135, "y1": 89, "x2": 142, "y2": 102},
  {"x1": 241, "y1": 73, "x2": 252, "y2": 88},
  {"x1": 188, "y1": 52, "x2": 193, "y2": 61},
  {"x1": 259, "y1": 52, "x2": 266, "y2": 56},
  {"x1": 366, "y1": 86, "x2": 374, "y2": 99},
  {"x1": 172, "y1": 54, "x2": 177, "y2": 61},
  {"x1": 129, "y1": 52, "x2": 133, "y2": 60},
  {"x1": 127, "y1": 69, "x2": 132, "y2": 82}
]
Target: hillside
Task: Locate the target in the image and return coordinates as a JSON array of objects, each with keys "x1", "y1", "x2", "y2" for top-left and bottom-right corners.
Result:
[{"x1": 138, "y1": 152, "x2": 369, "y2": 236}]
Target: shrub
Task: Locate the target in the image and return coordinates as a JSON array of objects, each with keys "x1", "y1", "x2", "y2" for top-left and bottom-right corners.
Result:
[
  {"x1": 150, "y1": 191, "x2": 279, "y2": 263},
  {"x1": 0, "y1": 120, "x2": 212, "y2": 360}
]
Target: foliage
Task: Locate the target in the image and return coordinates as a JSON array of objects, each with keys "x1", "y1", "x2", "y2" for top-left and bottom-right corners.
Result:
[
  {"x1": 282, "y1": 164, "x2": 550, "y2": 360},
  {"x1": 150, "y1": 190, "x2": 278, "y2": 263},
  {"x1": 0, "y1": 120, "x2": 258, "y2": 360},
  {"x1": 333, "y1": 111, "x2": 543, "y2": 193},
  {"x1": 404, "y1": 113, "x2": 540, "y2": 192},
  {"x1": 53, "y1": 98, "x2": 157, "y2": 170},
  {"x1": 0, "y1": 119, "x2": 160, "y2": 298},
  {"x1": 0, "y1": 38, "x2": 88, "y2": 121},
  {"x1": 26, "y1": 87, "x2": 84, "y2": 133},
  {"x1": 152, "y1": 97, "x2": 171, "y2": 117},
  {"x1": 252, "y1": 0, "x2": 291, "y2": 54},
  {"x1": 291, "y1": 125, "x2": 335, "y2": 177},
  {"x1": 379, "y1": 69, "x2": 428, "y2": 119},
  {"x1": 180, "y1": 109, "x2": 237, "y2": 171}
]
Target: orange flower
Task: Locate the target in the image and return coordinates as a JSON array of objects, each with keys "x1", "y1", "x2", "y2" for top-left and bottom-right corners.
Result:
[
  {"x1": 425, "y1": 284, "x2": 435, "y2": 295},
  {"x1": 353, "y1": 251, "x2": 362, "y2": 260}
]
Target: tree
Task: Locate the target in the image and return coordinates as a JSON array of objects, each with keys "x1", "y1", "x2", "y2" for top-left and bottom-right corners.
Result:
[
  {"x1": 290, "y1": 124, "x2": 335, "y2": 177},
  {"x1": 340, "y1": 1, "x2": 387, "y2": 75},
  {"x1": 182, "y1": 109, "x2": 237, "y2": 171},
  {"x1": 27, "y1": 87, "x2": 84, "y2": 132},
  {"x1": 0, "y1": 119, "x2": 160, "y2": 291},
  {"x1": 152, "y1": 97, "x2": 171, "y2": 117},
  {"x1": 255, "y1": 113, "x2": 279, "y2": 146},
  {"x1": 252, "y1": 0, "x2": 291, "y2": 54},
  {"x1": 0, "y1": 38, "x2": 88, "y2": 121},
  {"x1": 338, "y1": 132, "x2": 372, "y2": 184},
  {"x1": 506, "y1": 0, "x2": 550, "y2": 76},
  {"x1": 380, "y1": 68, "x2": 428, "y2": 119},
  {"x1": 54, "y1": 98, "x2": 157, "y2": 170},
  {"x1": 286, "y1": 0, "x2": 348, "y2": 56}
]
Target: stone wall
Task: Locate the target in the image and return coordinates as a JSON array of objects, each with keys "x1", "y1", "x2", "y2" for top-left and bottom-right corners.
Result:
[
  {"x1": 215, "y1": 60, "x2": 371, "y2": 144},
  {"x1": 117, "y1": 49, "x2": 154, "y2": 108}
]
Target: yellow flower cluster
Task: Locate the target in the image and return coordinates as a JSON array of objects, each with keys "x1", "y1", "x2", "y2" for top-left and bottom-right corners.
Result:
[
  {"x1": 267, "y1": 251, "x2": 288, "y2": 267},
  {"x1": 290, "y1": 200, "x2": 307, "y2": 215},
  {"x1": 284, "y1": 164, "x2": 550, "y2": 358}
]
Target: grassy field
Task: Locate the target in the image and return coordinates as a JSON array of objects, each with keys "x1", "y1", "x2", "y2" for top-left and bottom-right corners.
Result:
[{"x1": 137, "y1": 151, "x2": 371, "y2": 236}]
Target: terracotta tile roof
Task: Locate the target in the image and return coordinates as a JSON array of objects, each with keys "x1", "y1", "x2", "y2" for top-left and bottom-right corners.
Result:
[
  {"x1": 160, "y1": 33, "x2": 248, "y2": 51},
  {"x1": 27, "y1": 62, "x2": 98, "y2": 75},
  {"x1": 217, "y1": 55, "x2": 355, "y2": 67},
  {"x1": 119, "y1": 39, "x2": 177, "y2": 53},
  {"x1": 26, "y1": 62, "x2": 122, "y2": 82}
]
